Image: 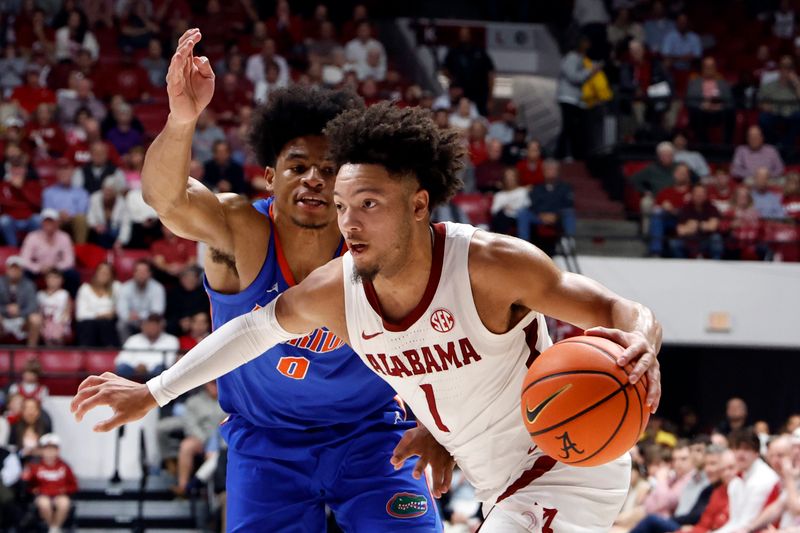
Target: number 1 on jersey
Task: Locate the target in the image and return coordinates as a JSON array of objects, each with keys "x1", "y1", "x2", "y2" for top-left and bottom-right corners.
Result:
[{"x1": 420, "y1": 383, "x2": 450, "y2": 432}]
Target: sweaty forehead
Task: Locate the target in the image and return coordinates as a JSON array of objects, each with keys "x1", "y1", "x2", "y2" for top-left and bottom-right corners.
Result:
[
  {"x1": 276, "y1": 135, "x2": 330, "y2": 164},
  {"x1": 334, "y1": 163, "x2": 412, "y2": 195}
]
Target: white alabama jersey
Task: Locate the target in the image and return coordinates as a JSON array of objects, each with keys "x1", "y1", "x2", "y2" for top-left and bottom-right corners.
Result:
[{"x1": 343, "y1": 222, "x2": 552, "y2": 503}]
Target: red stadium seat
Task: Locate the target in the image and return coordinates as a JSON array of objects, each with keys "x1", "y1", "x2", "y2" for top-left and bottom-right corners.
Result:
[
  {"x1": 114, "y1": 249, "x2": 154, "y2": 281},
  {"x1": 451, "y1": 193, "x2": 493, "y2": 226},
  {"x1": 622, "y1": 161, "x2": 649, "y2": 177},
  {"x1": 84, "y1": 350, "x2": 119, "y2": 375},
  {"x1": 39, "y1": 350, "x2": 85, "y2": 395},
  {"x1": 11, "y1": 350, "x2": 41, "y2": 372}
]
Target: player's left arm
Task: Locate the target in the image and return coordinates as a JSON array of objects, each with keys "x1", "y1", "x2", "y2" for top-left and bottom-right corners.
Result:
[{"x1": 472, "y1": 232, "x2": 663, "y2": 412}]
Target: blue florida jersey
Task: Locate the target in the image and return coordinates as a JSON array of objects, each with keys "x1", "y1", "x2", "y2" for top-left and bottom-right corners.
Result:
[{"x1": 205, "y1": 197, "x2": 398, "y2": 432}]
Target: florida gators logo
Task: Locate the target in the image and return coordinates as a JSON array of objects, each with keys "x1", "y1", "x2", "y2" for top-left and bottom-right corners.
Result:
[
  {"x1": 430, "y1": 308, "x2": 455, "y2": 333},
  {"x1": 386, "y1": 493, "x2": 428, "y2": 519}
]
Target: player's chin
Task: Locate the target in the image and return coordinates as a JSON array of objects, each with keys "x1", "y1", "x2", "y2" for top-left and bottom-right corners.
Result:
[{"x1": 289, "y1": 210, "x2": 334, "y2": 230}]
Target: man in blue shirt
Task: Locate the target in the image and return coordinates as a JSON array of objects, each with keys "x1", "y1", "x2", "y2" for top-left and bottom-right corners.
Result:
[
  {"x1": 662, "y1": 14, "x2": 702, "y2": 71},
  {"x1": 42, "y1": 158, "x2": 89, "y2": 244}
]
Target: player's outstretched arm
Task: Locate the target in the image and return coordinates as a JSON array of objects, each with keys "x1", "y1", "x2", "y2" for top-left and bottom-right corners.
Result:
[
  {"x1": 71, "y1": 260, "x2": 347, "y2": 432},
  {"x1": 140, "y1": 27, "x2": 236, "y2": 251},
  {"x1": 469, "y1": 232, "x2": 663, "y2": 412}
]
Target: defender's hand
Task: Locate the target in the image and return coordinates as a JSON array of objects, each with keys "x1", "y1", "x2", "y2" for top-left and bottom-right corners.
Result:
[
  {"x1": 71, "y1": 373, "x2": 158, "y2": 432},
  {"x1": 585, "y1": 327, "x2": 661, "y2": 413},
  {"x1": 391, "y1": 423, "x2": 455, "y2": 498},
  {"x1": 167, "y1": 28, "x2": 215, "y2": 125}
]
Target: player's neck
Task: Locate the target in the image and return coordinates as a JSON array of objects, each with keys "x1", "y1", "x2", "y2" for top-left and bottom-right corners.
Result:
[
  {"x1": 370, "y1": 223, "x2": 434, "y2": 322},
  {"x1": 273, "y1": 215, "x2": 342, "y2": 283}
]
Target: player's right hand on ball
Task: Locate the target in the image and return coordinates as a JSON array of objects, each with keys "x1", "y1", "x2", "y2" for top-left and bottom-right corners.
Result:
[
  {"x1": 70, "y1": 372, "x2": 159, "y2": 432},
  {"x1": 167, "y1": 28, "x2": 215, "y2": 125}
]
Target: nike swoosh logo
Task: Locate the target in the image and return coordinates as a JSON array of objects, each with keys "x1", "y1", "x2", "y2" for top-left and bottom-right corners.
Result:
[
  {"x1": 362, "y1": 331, "x2": 383, "y2": 340},
  {"x1": 526, "y1": 384, "x2": 571, "y2": 424}
]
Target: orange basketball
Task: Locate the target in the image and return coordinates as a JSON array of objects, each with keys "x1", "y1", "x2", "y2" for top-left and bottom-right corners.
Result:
[{"x1": 521, "y1": 335, "x2": 650, "y2": 467}]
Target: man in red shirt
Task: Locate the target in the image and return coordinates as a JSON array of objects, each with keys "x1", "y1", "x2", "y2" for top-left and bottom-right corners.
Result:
[
  {"x1": 11, "y1": 68, "x2": 56, "y2": 117},
  {"x1": 516, "y1": 140, "x2": 545, "y2": 186},
  {"x1": 707, "y1": 168, "x2": 738, "y2": 218},
  {"x1": 649, "y1": 163, "x2": 692, "y2": 256},
  {"x1": 24, "y1": 103, "x2": 67, "y2": 158},
  {"x1": 670, "y1": 184, "x2": 724, "y2": 259},
  {"x1": 22, "y1": 433, "x2": 78, "y2": 533},
  {"x1": 689, "y1": 449, "x2": 737, "y2": 533},
  {"x1": 0, "y1": 166, "x2": 42, "y2": 246},
  {"x1": 150, "y1": 225, "x2": 197, "y2": 284}
]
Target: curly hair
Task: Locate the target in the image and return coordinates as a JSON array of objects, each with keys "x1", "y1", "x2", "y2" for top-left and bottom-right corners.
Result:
[
  {"x1": 248, "y1": 86, "x2": 364, "y2": 168},
  {"x1": 324, "y1": 102, "x2": 465, "y2": 208}
]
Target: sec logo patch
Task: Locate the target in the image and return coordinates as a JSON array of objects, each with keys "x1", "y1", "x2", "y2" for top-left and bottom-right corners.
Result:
[{"x1": 430, "y1": 308, "x2": 455, "y2": 333}]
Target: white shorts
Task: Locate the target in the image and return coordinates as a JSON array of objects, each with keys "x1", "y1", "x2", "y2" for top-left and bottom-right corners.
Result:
[{"x1": 479, "y1": 454, "x2": 631, "y2": 533}]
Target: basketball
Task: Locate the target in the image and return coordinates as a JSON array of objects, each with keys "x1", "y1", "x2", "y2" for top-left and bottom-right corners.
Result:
[{"x1": 521, "y1": 335, "x2": 650, "y2": 467}]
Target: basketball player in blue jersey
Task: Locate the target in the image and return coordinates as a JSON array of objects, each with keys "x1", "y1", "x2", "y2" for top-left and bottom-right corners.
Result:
[{"x1": 125, "y1": 29, "x2": 449, "y2": 531}]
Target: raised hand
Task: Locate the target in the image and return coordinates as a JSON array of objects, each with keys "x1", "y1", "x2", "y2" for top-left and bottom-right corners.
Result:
[{"x1": 166, "y1": 28, "x2": 215, "y2": 125}]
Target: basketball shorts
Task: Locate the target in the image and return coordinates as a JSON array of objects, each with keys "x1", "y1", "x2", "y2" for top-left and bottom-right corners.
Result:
[
  {"x1": 221, "y1": 412, "x2": 443, "y2": 532},
  {"x1": 479, "y1": 453, "x2": 630, "y2": 532}
]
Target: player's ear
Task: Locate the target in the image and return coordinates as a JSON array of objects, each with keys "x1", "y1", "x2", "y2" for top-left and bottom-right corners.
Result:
[
  {"x1": 412, "y1": 188, "x2": 429, "y2": 221},
  {"x1": 263, "y1": 167, "x2": 276, "y2": 192}
]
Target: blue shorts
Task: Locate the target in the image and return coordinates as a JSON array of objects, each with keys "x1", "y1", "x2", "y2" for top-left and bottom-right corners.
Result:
[{"x1": 221, "y1": 412, "x2": 443, "y2": 532}]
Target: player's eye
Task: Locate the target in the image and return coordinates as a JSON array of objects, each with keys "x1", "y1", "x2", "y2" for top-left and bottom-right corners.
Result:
[
  {"x1": 322, "y1": 166, "x2": 336, "y2": 176},
  {"x1": 291, "y1": 166, "x2": 307, "y2": 174},
  {"x1": 335, "y1": 202, "x2": 344, "y2": 212},
  {"x1": 363, "y1": 200, "x2": 376, "y2": 209}
]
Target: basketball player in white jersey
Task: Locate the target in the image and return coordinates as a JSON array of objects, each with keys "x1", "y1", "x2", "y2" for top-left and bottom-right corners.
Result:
[{"x1": 72, "y1": 103, "x2": 662, "y2": 532}]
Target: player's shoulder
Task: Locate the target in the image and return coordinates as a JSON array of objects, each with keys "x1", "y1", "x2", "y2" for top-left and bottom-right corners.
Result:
[
  {"x1": 467, "y1": 229, "x2": 550, "y2": 276},
  {"x1": 215, "y1": 193, "x2": 270, "y2": 233}
]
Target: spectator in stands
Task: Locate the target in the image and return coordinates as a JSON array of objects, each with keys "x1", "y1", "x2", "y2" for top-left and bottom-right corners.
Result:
[
  {"x1": 670, "y1": 184, "x2": 724, "y2": 259},
  {"x1": 140, "y1": 37, "x2": 168, "y2": 88},
  {"x1": 643, "y1": 1, "x2": 675, "y2": 54},
  {"x1": 126, "y1": 184, "x2": 161, "y2": 249},
  {"x1": 57, "y1": 75, "x2": 106, "y2": 125},
  {"x1": 516, "y1": 140, "x2": 545, "y2": 187},
  {"x1": 87, "y1": 177, "x2": 132, "y2": 250},
  {"x1": 607, "y1": 8, "x2": 644, "y2": 53},
  {"x1": 151, "y1": 226, "x2": 197, "y2": 284},
  {"x1": 556, "y1": 34, "x2": 602, "y2": 160},
  {"x1": 758, "y1": 55, "x2": 800, "y2": 153},
  {"x1": 521, "y1": 159, "x2": 576, "y2": 253},
  {"x1": 20, "y1": 208, "x2": 79, "y2": 291},
  {"x1": 718, "y1": 398, "x2": 750, "y2": 434},
  {"x1": 1, "y1": 141, "x2": 39, "y2": 183},
  {"x1": 614, "y1": 460, "x2": 651, "y2": 531},
  {"x1": 42, "y1": 158, "x2": 89, "y2": 244},
  {"x1": 9, "y1": 359, "x2": 49, "y2": 405},
  {"x1": 641, "y1": 441, "x2": 698, "y2": 519},
  {"x1": 191, "y1": 109, "x2": 226, "y2": 164},
  {"x1": 0, "y1": 44, "x2": 28, "y2": 95},
  {"x1": 116, "y1": 260, "x2": 166, "y2": 341},
  {"x1": 648, "y1": 163, "x2": 692, "y2": 257},
  {"x1": 265, "y1": 0, "x2": 304, "y2": 57},
  {"x1": 25, "y1": 103, "x2": 67, "y2": 157},
  {"x1": 23, "y1": 433, "x2": 77, "y2": 533},
  {"x1": 54, "y1": 8, "x2": 99, "y2": 62},
  {"x1": 571, "y1": 0, "x2": 610, "y2": 60},
  {"x1": 784, "y1": 172, "x2": 800, "y2": 219},
  {"x1": 467, "y1": 120, "x2": 488, "y2": 167},
  {"x1": 490, "y1": 168, "x2": 530, "y2": 237},
  {"x1": 118, "y1": 0, "x2": 160, "y2": 50},
  {"x1": 344, "y1": 20, "x2": 386, "y2": 79},
  {"x1": 673, "y1": 132, "x2": 710, "y2": 179},
  {"x1": 11, "y1": 67, "x2": 56, "y2": 117},
  {"x1": 254, "y1": 60, "x2": 290, "y2": 104},
  {"x1": 245, "y1": 38, "x2": 289, "y2": 90},
  {"x1": 178, "y1": 311, "x2": 210, "y2": 351},
  {"x1": 661, "y1": 13, "x2": 702, "y2": 73},
  {"x1": 203, "y1": 140, "x2": 246, "y2": 195},
  {"x1": 449, "y1": 97, "x2": 480, "y2": 131},
  {"x1": 0, "y1": 255, "x2": 42, "y2": 346},
  {"x1": 632, "y1": 443, "x2": 720, "y2": 533},
  {"x1": 10, "y1": 398, "x2": 50, "y2": 459},
  {"x1": 75, "y1": 262, "x2": 119, "y2": 347},
  {"x1": 0, "y1": 165, "x2": 42, "y2": 247},
  {"x1": 686, "y1": 57, "x2": 735, "y2": 144},
  {"x1": 631, "y1": 141, "x2": 675, "y2": 227},
  {"x1": 444, "y1": 27, "x2": 495, "y2": 116},
  {"x1": 36, "y1": 269, "x2": 71, "y2": 346},
  {"x1": 751, "y1": 167, "x2": 787, "y2": 219},
  {"x1": 115, "y1": 313, "x2": 177, "y2": 380},
  {"x1": 308, "y1": 21, "x2": 341, "y2": 65},
  {"x1": 0, "y1": 437, "x2": 22, "y2": 526},
  {"x1": 165, "y1": 266, "x2": 207, "y2": 337},
  {"x1": 474, "y1": 139, "x2": 505, "y2": 193},
  {"x1": 487, "y1": 101, "x2": 517, "y2": 145},
  {"x1": 717, "y1": 428, "x2": 781, "y2": 532},
  {"x1": 121, "y1": 145, "x2": 145, "y2": 189},
  {"x1": 731, "y1": 126, "x2": 785, "y2": 182},
  {"x1": 708, "y1": 168, "x2": 737, "y2": 218},
  {"x1": 73, "y1": 140, "x2": 126, "y2": 194},
  {"x1": 431, "y1": 200, "x2": 471, "y2": 225},
  {"x1": 105, "y1": 103, "x2": 143, "y2": 156},
  {"x1": 724, "y1": 186, "x2": 765, "y2": 257},
  {"x1": 502, "y1": 126, "x2": 529, "y2": 165}
]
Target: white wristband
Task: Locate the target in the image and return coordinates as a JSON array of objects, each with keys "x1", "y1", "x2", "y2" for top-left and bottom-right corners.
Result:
[{"x1": 146, "y1": 296, "x2": 301, "y2": 406}]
